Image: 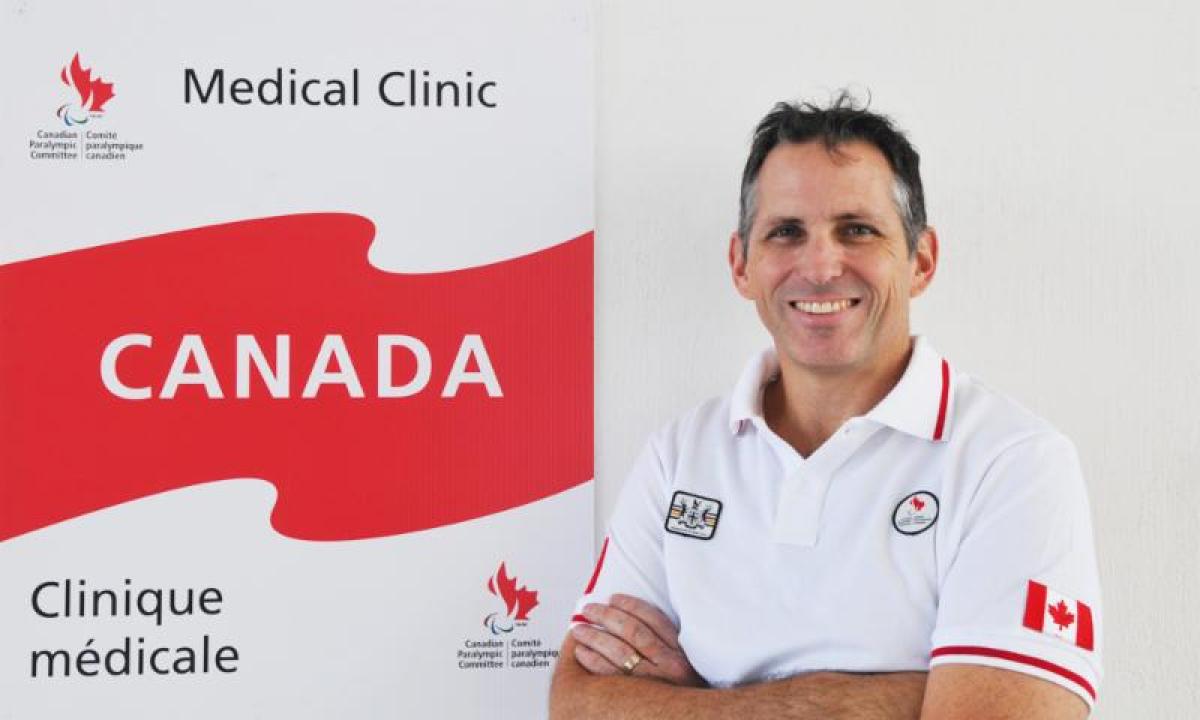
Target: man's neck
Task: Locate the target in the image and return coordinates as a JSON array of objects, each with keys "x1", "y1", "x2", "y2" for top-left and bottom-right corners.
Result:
[{"x1": 763, "y1": 338, "x2": 914, "y2": 458}]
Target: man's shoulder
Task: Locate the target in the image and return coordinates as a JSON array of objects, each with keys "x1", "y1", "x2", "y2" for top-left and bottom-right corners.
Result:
[
  {"x1": 647, "y1": 394, "x2": 736, "y2": 456},
  {"x1": 948, "y1": 370, "x2": 1077, "y2": 458}
]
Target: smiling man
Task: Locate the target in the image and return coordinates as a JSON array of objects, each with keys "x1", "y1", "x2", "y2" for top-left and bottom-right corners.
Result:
[{"x1": 549, "y1": 94, "x2": 1102, "y2": 719}]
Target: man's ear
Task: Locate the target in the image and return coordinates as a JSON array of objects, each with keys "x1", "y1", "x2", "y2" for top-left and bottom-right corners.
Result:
[
  {"x1": 910, "y1": 226, "x2": 938, "y2": 298},
  {"x1": 729, "y1": 232, "x2": 753, "y2": 299}
]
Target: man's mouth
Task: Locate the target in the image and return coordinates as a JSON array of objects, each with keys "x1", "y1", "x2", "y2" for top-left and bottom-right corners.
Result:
[{"x1": 788, "y1": 298, "x2": 862, "y2": 315}]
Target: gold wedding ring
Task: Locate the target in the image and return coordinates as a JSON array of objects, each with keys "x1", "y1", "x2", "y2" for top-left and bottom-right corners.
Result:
[{"x1": 621, "y1": 653, "x2": 643, "y2": 675}]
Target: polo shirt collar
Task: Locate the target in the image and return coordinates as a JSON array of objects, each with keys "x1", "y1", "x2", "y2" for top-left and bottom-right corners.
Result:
[
  {"x1": 727, "y1": 336, "x2": 954, "y2": 442},
  {"x1": 727, "y1": 348, "x2": 778, "y2": 434},
  {"x1": 865, "y1": 336, "x2": 954, "y2": 442}
]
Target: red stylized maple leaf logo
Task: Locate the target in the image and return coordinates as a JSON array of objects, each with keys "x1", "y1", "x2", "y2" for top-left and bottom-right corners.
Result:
[
  {"x1": 911, "y1": 497, "x2": 925, "y2": 512},
  {"x1": 1048, "y1": 600, "x2": 1075, "y2": 631},
  {"x1": 487, "y1": 562, "x2": 539, "y2": 621},
  {"x1": 60, "y1": 53, "x2": 115, "y2": 112}
]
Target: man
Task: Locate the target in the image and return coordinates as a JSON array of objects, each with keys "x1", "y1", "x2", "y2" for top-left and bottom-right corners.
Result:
[{"x1": 549, "y1": 93, "x2": 1102, "y2": 719}]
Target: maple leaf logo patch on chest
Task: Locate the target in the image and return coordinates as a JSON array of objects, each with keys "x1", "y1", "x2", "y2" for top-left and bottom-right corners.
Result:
[
  {"x1": 892, "y1": 491, "x2": 939, "y2": 535},
  {"x1": 665, "y1": 491, "x2": 722, "y2": 540}
]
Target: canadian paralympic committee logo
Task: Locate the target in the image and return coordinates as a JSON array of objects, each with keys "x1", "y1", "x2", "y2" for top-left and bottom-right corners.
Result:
[
  {"x1": 56, "y1": 53, "x2": 115, "y2": 126},
  {"x1": 29, "y1": 52, "x2": 143, "y2": 162},
  {"x1": 483, "y1": 562, "x2": 539, "y2": 634}
]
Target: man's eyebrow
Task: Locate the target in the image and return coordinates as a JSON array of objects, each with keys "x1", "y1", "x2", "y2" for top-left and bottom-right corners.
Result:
[
  {"x1": 833, "y1": 210, "x2": 886, "y2": 224},
  {"x1": 762, "y1": 215, "x2": 805, "y2": 226}
]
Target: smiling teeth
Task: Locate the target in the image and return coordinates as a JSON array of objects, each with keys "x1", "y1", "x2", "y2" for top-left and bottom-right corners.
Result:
[{"x1": 792, "y1": 299, "x2": 854, "y2": 314}]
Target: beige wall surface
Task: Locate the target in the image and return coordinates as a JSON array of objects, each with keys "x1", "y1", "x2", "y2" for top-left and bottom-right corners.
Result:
[{"x1": 594, "y1": 1, "x2": 1199, "y2": 717}]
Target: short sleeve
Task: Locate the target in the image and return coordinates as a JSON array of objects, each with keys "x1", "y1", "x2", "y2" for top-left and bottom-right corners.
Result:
[
  {"x1": 570, "y1": 435, "x2": 677, "y2": 628},
  {"x1": 931, "y1": 432, "x2": 1103, "y2": 709}
]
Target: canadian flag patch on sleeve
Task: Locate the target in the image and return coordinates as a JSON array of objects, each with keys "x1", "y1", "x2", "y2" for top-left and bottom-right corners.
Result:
[{"x1": 1022, "y1": 580, "x2": 1094, "y2": 651}]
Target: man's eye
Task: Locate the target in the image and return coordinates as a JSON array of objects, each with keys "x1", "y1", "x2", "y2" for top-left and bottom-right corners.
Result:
[
  {"x1": 767, "y1": 224, "x2": 801, "y2": 240},
  {"x1": 843, "y1": 224, "x2": 878, "y2": 238}
]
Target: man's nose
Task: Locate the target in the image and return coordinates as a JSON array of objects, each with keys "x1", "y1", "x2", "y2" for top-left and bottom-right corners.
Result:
[{"x1": 797, "y1": 232, "x2": 843, "y2": 285}]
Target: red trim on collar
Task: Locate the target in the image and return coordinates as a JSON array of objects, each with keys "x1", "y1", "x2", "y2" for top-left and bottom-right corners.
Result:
[
  {"x1": 932, "y1": 359, "x2": 950, "y2": 441},
  {"x1": 931, "y1": 645, "x2": 1096, "y2": 701}
]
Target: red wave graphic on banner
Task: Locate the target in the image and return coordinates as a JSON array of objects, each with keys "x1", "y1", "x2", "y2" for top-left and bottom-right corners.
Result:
[{"x1": 0, "y1": 214, "x2": 592, "y2": 541}]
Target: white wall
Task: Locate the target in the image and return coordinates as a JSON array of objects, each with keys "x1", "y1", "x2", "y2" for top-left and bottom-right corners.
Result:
[{"x1": 595, "y1": 1, "x2": 1199, "y2": 717}]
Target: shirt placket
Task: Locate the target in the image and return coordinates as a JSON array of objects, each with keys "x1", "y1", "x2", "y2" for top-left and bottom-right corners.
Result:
[{"x1": 764, "y1": 418, "x2": 882, "y2": 547}]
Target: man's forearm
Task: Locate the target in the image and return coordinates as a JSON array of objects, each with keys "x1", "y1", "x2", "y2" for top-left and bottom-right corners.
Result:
[{"x1": 550, "y1": 638, "x2": 927, "y2": 720}]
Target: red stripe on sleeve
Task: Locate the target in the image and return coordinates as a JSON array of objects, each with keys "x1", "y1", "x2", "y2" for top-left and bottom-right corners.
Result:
[
  {"x1": 931, "y1": 645, "x2": 1095, "y2": 701},
  {"x1": 1023, "y1": 579, "x2": 1048, "y2": 631},
  {"x1": 932, "y1": 359, "x2": 950, "y2": 441},
  {"x1": 1076, "y1": 601, "x2": 1095, "y2": 651},
  {"x1": 583, "y1": 536, "x2": 610, "y2": 595}
]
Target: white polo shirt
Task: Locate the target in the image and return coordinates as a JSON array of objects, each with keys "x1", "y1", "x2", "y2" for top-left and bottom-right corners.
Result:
[{"x1": 574, "y1": 337, "x2": 1103, "y2": 708}]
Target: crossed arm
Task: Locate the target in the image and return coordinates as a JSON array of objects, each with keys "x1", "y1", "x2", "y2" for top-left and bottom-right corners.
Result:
[{"x1": 548, "y1": 595, "x2": 1089, "y2": 720}]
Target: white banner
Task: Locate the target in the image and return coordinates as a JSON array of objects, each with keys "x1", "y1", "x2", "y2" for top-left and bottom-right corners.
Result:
[{"x1": 0, "y1": 2, "x2": 592, "y2": 717}]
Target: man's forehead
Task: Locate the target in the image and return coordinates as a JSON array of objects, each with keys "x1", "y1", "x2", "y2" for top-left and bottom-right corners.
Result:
[
  {"x1": 756, "y1": 140, "x2": 899, "y2": 217},
  {"x1": 759, "y1": 140, "x2": 894, "y2": 188}
]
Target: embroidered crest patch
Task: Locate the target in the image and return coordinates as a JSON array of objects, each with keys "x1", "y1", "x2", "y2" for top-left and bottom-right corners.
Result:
[
  {"x1": 665, "y1": 491, "x2": 722, "y2": 540},
  {"x1": 892, "y1": 491, "x2": 939, "y2": 535}
]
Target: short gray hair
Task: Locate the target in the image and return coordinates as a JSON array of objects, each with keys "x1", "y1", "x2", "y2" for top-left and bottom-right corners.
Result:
[{"x1": 737, "y1": 91, "x2": 927, "y2": 257}]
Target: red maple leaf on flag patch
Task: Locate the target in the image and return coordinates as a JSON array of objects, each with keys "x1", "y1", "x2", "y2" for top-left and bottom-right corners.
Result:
[
  {"x1": 1048, "y1": 600, "x2": 1075, "y2": 631},
  {"x1": 911, "y1": 497, "x2": 925, "y2": 512}
]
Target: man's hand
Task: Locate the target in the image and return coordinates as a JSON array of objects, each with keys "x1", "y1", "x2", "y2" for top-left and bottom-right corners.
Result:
[
  {"x1": 550, "y1": 593, "x2": 927, "y2": 720},
  {"x1": 569, "y1": 593, "x2": 705, "y2": 687}
]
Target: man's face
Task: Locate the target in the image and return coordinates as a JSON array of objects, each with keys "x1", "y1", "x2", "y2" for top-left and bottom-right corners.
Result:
[{"x1": 730, "y1": 140, "x2": 937, "y2": 377}]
